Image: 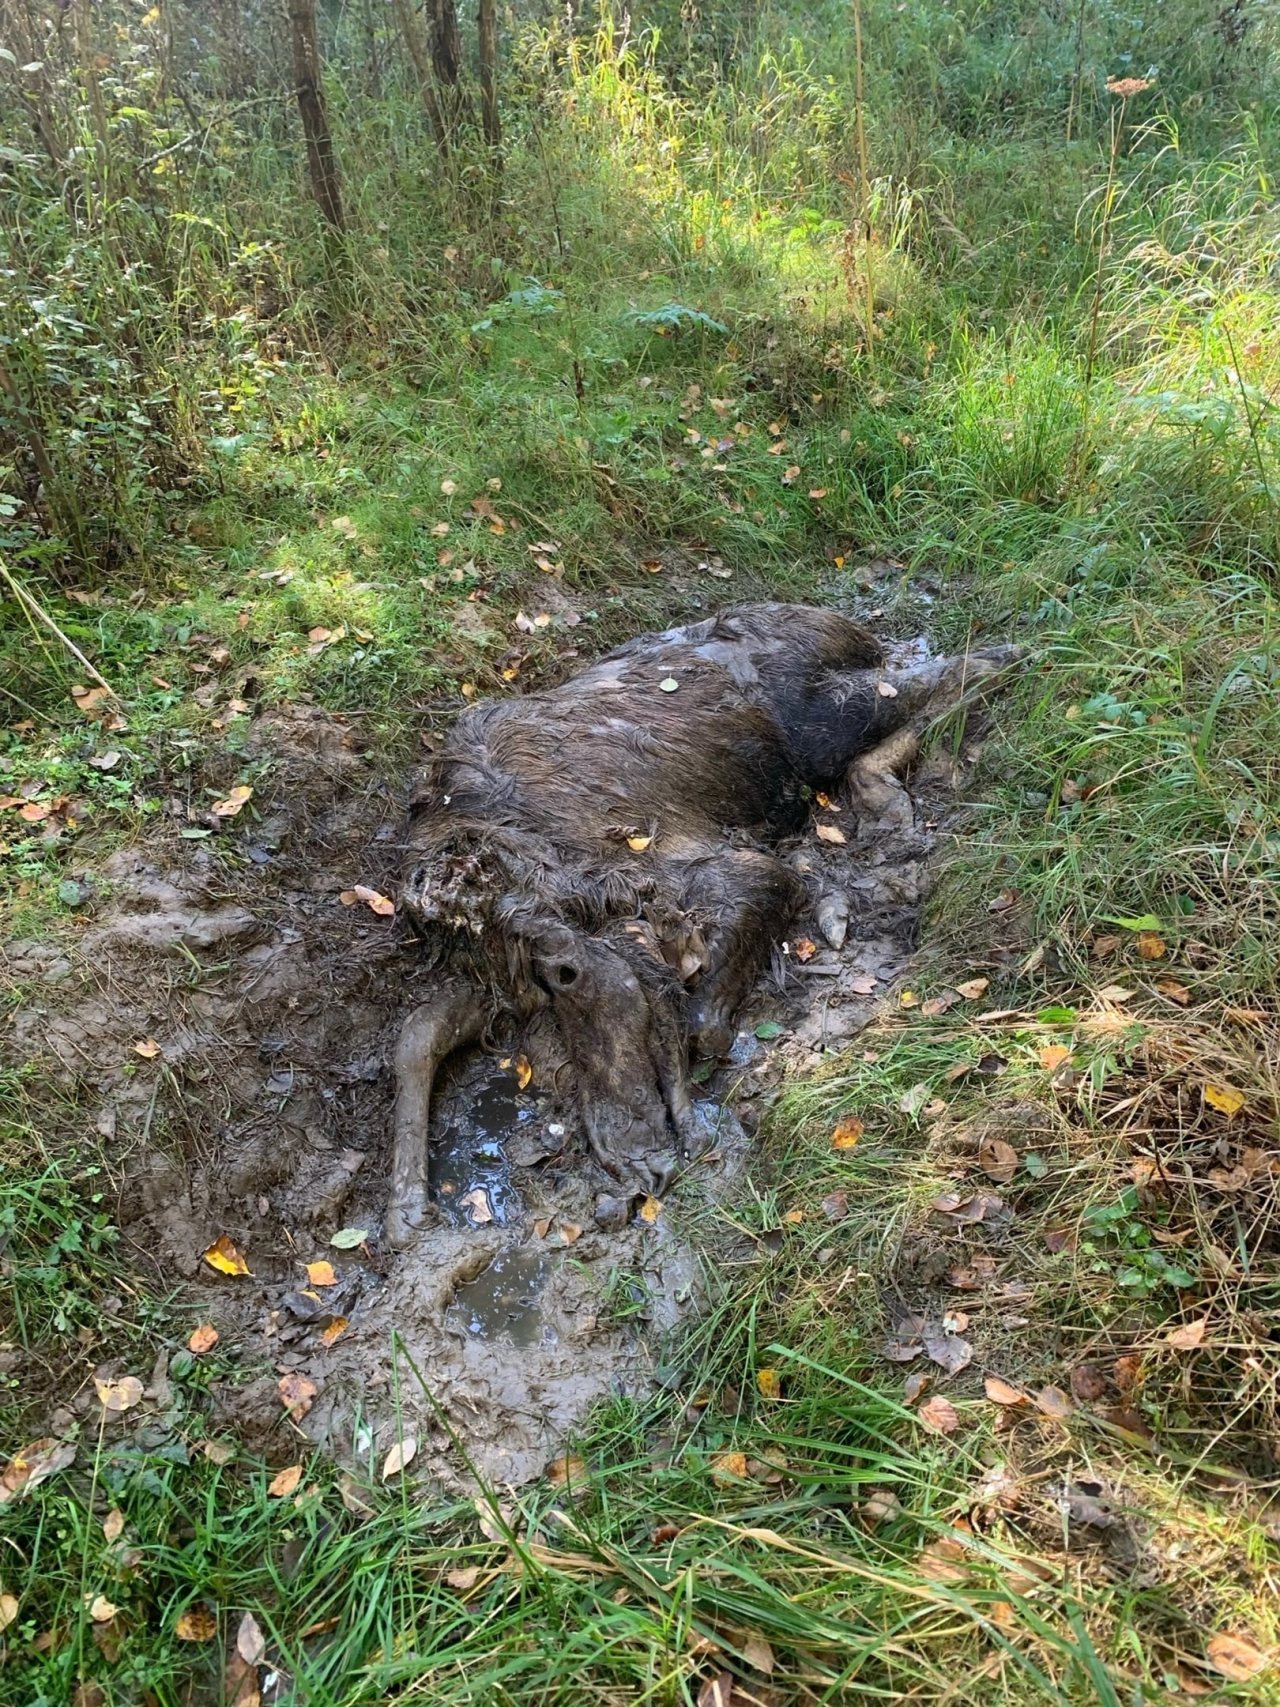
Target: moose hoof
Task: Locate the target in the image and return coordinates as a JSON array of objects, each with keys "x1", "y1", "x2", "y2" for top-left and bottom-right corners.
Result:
[{"x1": 384, "y1": 1183, "x2": 434, "y2": 1251}]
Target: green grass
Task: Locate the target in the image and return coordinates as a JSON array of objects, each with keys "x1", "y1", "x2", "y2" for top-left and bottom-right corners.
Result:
[{"x1": 3, "y1": 0, "x2": 1280, "y2": 1698}]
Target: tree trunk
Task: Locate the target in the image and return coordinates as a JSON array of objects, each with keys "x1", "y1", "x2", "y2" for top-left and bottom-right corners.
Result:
[
  {"x1": 287, "y1": 0, "x2": 345, "y2": 229},
  {"x1": 429, "y1": 0, "x2": 464, "y2": 143},
  {"x1": 392, "y1": 0, "x2": 447, "y2": 151},
  {"x1": 478, "y1": 0, "x2": 500, "y2": 152}
]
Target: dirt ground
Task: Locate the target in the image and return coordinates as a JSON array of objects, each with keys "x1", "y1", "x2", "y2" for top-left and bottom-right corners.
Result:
[{"x1": 3, "y1": 598, "x2": 996, "y2": 1489}]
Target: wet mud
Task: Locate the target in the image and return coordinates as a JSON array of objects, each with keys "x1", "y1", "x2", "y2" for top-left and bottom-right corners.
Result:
[{"x1": 1, "y1": 606, "x2": 993, "y2": 1488}]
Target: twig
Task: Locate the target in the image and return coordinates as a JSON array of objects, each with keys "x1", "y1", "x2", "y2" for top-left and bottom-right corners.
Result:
[{"x1": 0, "y1": 553, "x2": 117, "y2": 696}]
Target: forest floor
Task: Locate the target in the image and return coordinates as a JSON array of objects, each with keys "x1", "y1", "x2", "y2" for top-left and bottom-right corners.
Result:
[{"x1": 3, "y1": 6, "x2": 1280, "y2": 1704}]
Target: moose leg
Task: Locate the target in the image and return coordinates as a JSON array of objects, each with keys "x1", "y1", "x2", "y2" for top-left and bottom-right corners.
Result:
[
  {"x1": 682, "y1": 850, "x2": 807, "y2": 1058},
  {"x1": 387, "y1": 980, "x2": 489, "y2": 1249}
]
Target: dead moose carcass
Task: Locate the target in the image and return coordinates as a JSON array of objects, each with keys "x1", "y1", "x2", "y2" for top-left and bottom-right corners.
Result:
[{"x1": 387, "y1": 602, "x2": 1015, "y2": 1246}]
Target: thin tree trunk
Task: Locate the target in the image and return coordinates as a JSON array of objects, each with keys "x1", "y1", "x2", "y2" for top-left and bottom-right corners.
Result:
[
  {"x1": 429, "y1": 0, "x2": 464, "y2": 143},
  {"x1": 287, "y1": 0, "x2": 345, "y2": 229},
  {"x1": 392, "y1": 0, "x2": 447, "y2": 151},
  {"x1": 478, "y1": 0, "x2": 500, "y2": 152}
]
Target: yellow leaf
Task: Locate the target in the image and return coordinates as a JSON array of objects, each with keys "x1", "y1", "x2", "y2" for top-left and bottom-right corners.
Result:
[
  {"x1": 87, "y1": 1594, "x2": 118, "y2": 1622},
  {"x1": 352, "y1": 883, "x2": 395, "y2": 917},
  {"x1": 815, "y1": 792, "x2": 835, "y2": 809},
  {"x1": 267, "y1": 1464, "x2": 302, "y2": 1499},
  {"x1": 306, "y1": 1261, "x2": 337, "y2": 1288},
  {"x1": 94, "y1": 1376, "x2": 143, "y2": 1413},
  {"x1": 188, "y1": 1323, "x2": 219, "y2": 1355},
  {"x1": 203, "y1": 1235, "x2": 250, "y2": 1277},
  {"x1": 898, "y1": 990, "x2": 919, "y2": 1008},
  {"x1": 638, "y1": 1195, "x2": 662, "y2": 1223},
  {"x1": 175, "y1": 1604, "x2": 218, "y2": 1642},
  {"x1": 514, "y1": 1054, "x2": 533, "y2": 1091},
  {"x1": 782, "y1": 1208, "x2": 805, "y2": 1224},
  {"x1": 1136, "y1": 931, "x2": 1166, "y2": 959},
  {"x1": 1166, "y1": 1318, "x2": 1207, "y2": 1350},
  {"x1": 546, "y1": 1455, "x2": 586, "y2": 1488},
  {"x1": 210, "y1": 784, "x2": 253, "y2": 819},
  {"x1": 756, "y1": 1369, "x2": 782, "y2": 1400},
  {"x1": 1038, "y1": 1045, "x2": 1072, "y2": 1071},
  {"x1": 1204, "y1": 1083, "x2": 1245, "y2": 1117},
  {"x1": 0, "y1": 1593, "x2": 16, "y2": 1633},
  {"x1": 831, "y1": 1116, "x2": 863, "y2": 1150},
  {"x1": 710, "y1": 1451, "x2": 749, "y2": 1484},
  {"x1": 815, "y1": 822, "x2": 846, "y2": 845},
  {"x1": 626, "y1": 835, "x2": 652, "y2": 851},
  {"x1": 321, "y1": 1315, "x2": 349, "y2": 1346}
]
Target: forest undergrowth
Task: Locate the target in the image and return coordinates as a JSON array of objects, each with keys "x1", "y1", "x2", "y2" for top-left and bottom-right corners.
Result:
[{"x1": 2, "y1": 0, "x2": 1280, "y2": 1701}]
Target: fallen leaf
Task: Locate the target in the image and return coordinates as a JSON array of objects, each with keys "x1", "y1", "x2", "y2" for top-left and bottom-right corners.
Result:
[
  {"x1": 659, "y1": 677, "x2": 679, "y2": 693},
  {"x1": 102, "y1": 1508, "x2": 125, "y2": 1542},
  {"x1": 1096, "y1": 983, "x2": 1135, "y2": 1002},
  {"x1": 1136, "y1": 931, "x2": 1166, "y2": 959},
  {"x1": 320, "y1": 1315, "x2": 349, "y2": 1346},
  {"x1": 1038, "y1": 1045, "x2": 1072, "y2": 1071},
  {"x1": 741, "y1": 1632, "x2": 775, "y2": 1674},
  {"x1": 978, "y1": 1137, "x2": 1019, "y2": 1184},
  {"x1": 546, "y1": 1455, "x2": 585, "y2": 1488},
  {"x1": 381, "y1": 1438, "x2": 417, "y2": 1480},
  {"x1": 985, "y1": 1376, "x2": 1028, "y2": 1407},
  {"x1": 306, "y1": 1261, "x2": 337, "y2": 1288},
  {"x1": 0, "y1": 1593, "x2": 17, "y2": 1631},
  {"x1": 1155, "y1": 977, "x2": 1191, "y2": 1006},
  {"x1": 188, "y1": 1324, "x2": 219, "y2": 1355},
  {"x1": 627, "y1": 835, "x2": 652, "y2": 852},
  {"x1": 956, "y1": 977, "x2": 990, "y2": 1000},
  {"x1": 133, "y1": 1037, "x2": 161, "y2": 1059},
  {"x1": 459, "y1": 1187, "x2": 493, "y2": 1224},
  {"x1": 446, "y1": 1565, "x2": 481, "y2": 1591},
  {"x1": 807, "y1": 486, "x2": 828, "y2": 500},
  {"x1": 1205, "y1": 1632, "x2": 1269, "y2": 1682},
  {"x1": 1167, "y1": 1318, "x2": 1207, "y2": 1350},
  {"x1": 793, "y1": 936, "x2": 817, "y2": 963},
  {"x1": 831, "y1": 1116, "x2": 863, "y2": 1150},
  {"x1": 898, "y1": 989, "x2": 919, "y2": 1007},
  {"x1": 921, "y1": 992, "x2": 958, "y2": 1018},
  {"x1": 781, "y1": 464, "x2": 801, "y2": 483},
  {"x1": 923, "y1": 1328, "x2": 972, "y2": 1376},
  {"x1": 352, "y1": 883, "x2": 395, "y2": 917},
  {"x1": 904, "y1": 1371, "x2": 930, "y2": 1404},
  {"x1": 329, "y1": 1227, "x2": 369, "y2": 1250},
  {"x1": 95, "y1": 1376, "x2": 144, "y2": 1413},
  {"x1": 278, "y1": 1373, "x2": 317, "y2": 1420},
  {"x1": 1204, "y1": 1083, "x2": 1245, "y2": 1117},
  {"x1": 175, "y1": 1604, "x2": 218, "y2": 1641},
  {"x1": 514, "y1": 1054, "x2": 533, "y2": 1090},
  {"x1": 638, "y1": 1195, "x2": 662, "y2": 1224},
  {"x1": 821, "y1": 1189, "x2": 849, "y2": 1221},
  {"x1": 1035, "y1": 1385, "x2": 1073, "y2": 1422},
  {"x1": 552, "y1": 1220, "x2": 582, "y2": 1245},
  {"x1": 87, "y1": 1594, "x2": 118, "y2": 1622},
  {"x1": 210, "y1": 784, "x2": 253, "y2": 819},
  {"x1": 268, "y1": 1464, "x2": 303, "y2": 1498},
  {"x1": 756, "y1": 1369, "x2": 781, "y2": 1401},
  {"x1": 918, "y1": 1395, "x2": 960, "y2": 1434},
  {"x1": 1070, "y1": 1364, "x2": 1107, "y2": 1401},
  {"x1": 876, "y1": 680, "x2": 899, "y2": 698},
  {"x1": 237, "y1": 1611, "x2": 266, "y2": 1666},
  {"x1": 440, "y1": 478, "x2": 458, "y2": 496},
  {"x1": 918, "y1": 1535, "x2": 969, "y2": 1582},
  {"x1": 203, "y1": 1235, "x2": 250, "y2": 1277},
  {"x1": 203, "y1": 1439, "x2": 236, "y2": 1466},
  {"x1": 782, "y1": 1208, "x2": 805, "y2": 1224},
  {"x1": 710, "y1": 1451, "x2": 749, "y2": 1483},
  {"x1": 815, "y1": 822, "x2": 847, "y2": 845}
]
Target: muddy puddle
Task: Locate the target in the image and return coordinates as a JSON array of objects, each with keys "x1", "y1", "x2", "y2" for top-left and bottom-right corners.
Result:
[{"x1": 1, "y1": 600, "x2": 994, "y2": 1489}]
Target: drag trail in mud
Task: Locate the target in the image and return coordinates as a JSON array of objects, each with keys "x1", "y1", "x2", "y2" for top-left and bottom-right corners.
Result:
[{"x1": 2, "y1": 605, "x2": 992, "y2": 1488}]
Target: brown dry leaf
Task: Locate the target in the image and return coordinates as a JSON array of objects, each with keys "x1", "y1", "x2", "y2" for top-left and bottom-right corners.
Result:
[
  {"x1": 1136, "y1": 931, "x2": 1166, "y2": 959},
  {"x1": 741, "y1": 1632, "x2": 775, "y2": 1674},
  {"x1": 821, "y1": 1189, "x2": 849, "y2": 1221},
  {"x1": 188, "y1": 1323, "x2": 219, "y2": 1355},
  {"x1": 782, "y1": 1208, "x2": 804, "y2": 1224},
  {"x1": 1034, "y1": 1385, "x2": 1073, "y2": 1422},
  {"x1": 918, "y1": 1395, "x2": 960, "y2": 1435},
  {"x1": 1070, "y1": 1364, "x2": 1107, "y2": 1401},
  {"x1": 446, "y1": 1565, "x2": 481, "y2": 1592},
  {"x1": 175, "y1": 1604, "x2": 218, "y2": 1642},
  {"x1": 133, "y1": 1037, "x2": 161, "y2": 1060},
  {"x1": 338, "y1": 889, "x2": 357, "y2": 905},
  {"x1": 1204, "y1": 1083, "x2": 1246, "y2": 1117},
  {"x1": 831, "y1": 1116, "x2": 863, "y2": 1150},
  {"x1": 978, "y1": 1137, "x2": 1018, "y2": 1184},
  {"x1": 815, "y1": 822, "x2": 847, "y2": 845},
  {"x1": 1167, "y1": 1318, "x2": 1208, "y2": 1350},
  {"x1": 306, "y1": 1261, "x2": 337, "y2": 1288},
  {"x1": 554, "y1": 1220, "x2": 583, "y2": 1246},
  {"x1": 268, "y1": 1464, "x2": 303, "y2": 1498},
  {"x1": 236, "y1": 1610, "x2": 266, "y2": 1666},
  {"x1": 321, "y1": 1316, "x2": 349, "y2": 1346},
  {"x1": 921, "y1": 992, "x2": 958, "y2": 1018},
  {"x1": 1206, "y1": 1633, "x2": 1269, "y2": 1682},
  {"x1": 923, "y1": 1328, "x2": 972, "y2": 1376},
  {"x1": 1155, "y1": 976, "x2": 1191, "y2": 1005},
  {"x1": 1096, "y1": 983, "x2": 1135, "y2": 1002},
  {"x1": 904, "y1": 1371, "x2": 930, "y2": 1405},
  {"x1": 533, "y1": 1216, "x2": 552, "y2": 1239},
  {"x1": 0, "y1": 1593, "x2": 17, "y2": 1632},
  {"x1": 102, "y1": 1508, "x2": 125, "y2": 1543},
  {"x1": 956, "y1": 977, "x2": 990, "y2": 1000},
  {"x1": 710, "y1": 1451, "x2": 749, "y2": 1484},
  {"x1": 95, "y1": 1376, "x2": 144, "y2": 1414},
  {"x1": 87, "y1": 1593, "x2": 119, "y2": 1622},
  {"x1": 210, "y1": 784, "x2": 253, "y2": 819},
  {"x1": 277, "y1": 1373, "x2": 317, "y2": 1420},
  {"x1": 546, "y1": 1455, "x2": 585, "y2": 1489},
  {"x1": 638, "y1": 1195, "x2": 662, "y2": 1224},
  {"x1": 815, "y1": 791, "x2": 835, "y2": 809},
  {"x1": 756, "y1": 1369, "x2": 781, "y2": 1401},
  {"x1": 71, "y1": 685, "x2": 112, "y2": 717},
  {"x1": 1038, "y1": 1044, "x2": 1072, "y2": 1071},
  {"x1": 352, "y1": 883, "x2": 395, "y2": 917},
  {"x1": 381, "y1": 1438, "x2": 417, "y2": 1480},
  {"x1": 985, "y1": 1377, "x2": 1028, "y2": 1407},
  {"x1": 918, "y1": 1535, "x2": 970, "y2": 1583},
  {"x1": 514, "y1": 1054, "x2": 533, "y2": 1091},
  {"x1": 459, "y1": 1188, "x2": 493, "y2": 1225},
  {"x1": 203, "y1": 1235, "x2": 250, "y2": 1277},
  {"x1": 793, "y1": 936, "x2": 817, "y2": 963}
]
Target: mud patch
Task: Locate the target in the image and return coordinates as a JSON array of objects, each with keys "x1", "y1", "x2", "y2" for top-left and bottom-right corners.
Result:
[{"x1": 1, "y1": 631, "x2": 995, "y2": 1487}]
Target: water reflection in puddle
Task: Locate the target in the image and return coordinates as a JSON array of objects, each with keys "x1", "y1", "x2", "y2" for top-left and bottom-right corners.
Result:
[
  {"x1": 446, "y1": 1248, "x2": 556, "y2": 1347},
  {"x1": 430, "y1": 1057, "x2": 534, "y2": 1228}
]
